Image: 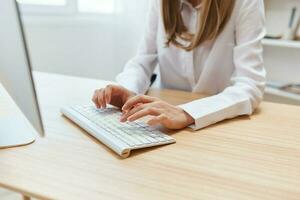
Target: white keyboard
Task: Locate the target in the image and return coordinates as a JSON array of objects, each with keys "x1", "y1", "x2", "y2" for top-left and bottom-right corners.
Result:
[{"x1": 61, "y1": 105, "x2": 176, "y2": 158}]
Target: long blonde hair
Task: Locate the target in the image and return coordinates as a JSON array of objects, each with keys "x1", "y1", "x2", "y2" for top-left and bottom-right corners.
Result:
[{"x1": 162, "y1": 0, "x2": 235, "y2": 51}]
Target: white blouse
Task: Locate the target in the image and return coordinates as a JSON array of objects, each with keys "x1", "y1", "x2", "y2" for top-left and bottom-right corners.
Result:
[{"x1": 116, "y1": 0, "x2": 266, "y2": 130}]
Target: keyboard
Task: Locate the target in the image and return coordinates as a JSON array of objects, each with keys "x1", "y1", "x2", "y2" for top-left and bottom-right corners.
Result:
[{"x1": 61, "y1": 105, "x2": 176, "y2": 158}]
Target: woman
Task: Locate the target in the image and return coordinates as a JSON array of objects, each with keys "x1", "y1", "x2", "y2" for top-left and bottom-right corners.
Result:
[{"x1": 92, "y1": 0, "x2": 266, "y2": 130}]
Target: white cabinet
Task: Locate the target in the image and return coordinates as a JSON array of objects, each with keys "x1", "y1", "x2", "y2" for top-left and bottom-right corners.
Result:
[{"x1": 263, "y1": 0, "x2": 300, "y2": 105}]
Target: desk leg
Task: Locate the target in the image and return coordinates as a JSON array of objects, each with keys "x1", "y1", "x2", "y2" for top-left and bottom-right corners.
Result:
[{"x1": 23, "y1": 195, "x2": 31, "y2": 200}]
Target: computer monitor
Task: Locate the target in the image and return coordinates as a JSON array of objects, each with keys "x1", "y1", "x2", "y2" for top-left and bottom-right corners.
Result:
[{"x1": 0, "y1": 0, "x2": 44, "y2": 148}]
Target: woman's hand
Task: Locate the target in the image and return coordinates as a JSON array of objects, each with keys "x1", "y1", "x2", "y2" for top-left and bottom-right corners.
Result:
[
  {"x1": 120, "y1": 95, "x2": 195, "y2": 130},
  {"x1": 92, "y1": 85, "x2": 135, "y2": 109}
]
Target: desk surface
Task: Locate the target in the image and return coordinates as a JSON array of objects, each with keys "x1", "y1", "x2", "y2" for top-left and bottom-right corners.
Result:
[{"x1": 0, "y1": 72, "x2": 300, "y2": 200}]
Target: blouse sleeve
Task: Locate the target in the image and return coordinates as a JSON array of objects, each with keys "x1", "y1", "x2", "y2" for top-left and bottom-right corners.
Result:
[
  {"x1": 178, "y1": 0, "x2": 267, "y2": 130},
  {"x1": 116, "y1": 0, "x2": 159, "y2": 94}
]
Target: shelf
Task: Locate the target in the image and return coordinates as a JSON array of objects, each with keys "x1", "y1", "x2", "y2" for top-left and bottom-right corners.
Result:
[
  {"x1": 262, "y1": 39, "x2": 300, "y2": 49},
  {"x1": 265, "y1": 86, "x2": 300, "y2": 102}
]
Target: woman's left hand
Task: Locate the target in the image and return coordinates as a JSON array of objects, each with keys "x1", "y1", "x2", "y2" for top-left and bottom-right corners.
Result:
[{"x1": 120, "y1": 95, "x2": 195, "y2": 130}]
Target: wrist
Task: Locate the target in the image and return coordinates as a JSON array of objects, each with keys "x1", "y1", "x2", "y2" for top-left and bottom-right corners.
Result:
[
  {"x1": 122, "y1": 90, "x2": 136, "y2": 102},
  {"x1": 179, "y1": 107, "x2": 195, "y2": 126},
  {"x1": 185, "y1": 112, "x2": 195, "y2": 126}
]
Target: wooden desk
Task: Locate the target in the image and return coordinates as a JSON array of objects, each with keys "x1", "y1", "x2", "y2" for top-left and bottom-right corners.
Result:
[{"x1": 0, "y1": 72, "x2": 300, "y2": 200}]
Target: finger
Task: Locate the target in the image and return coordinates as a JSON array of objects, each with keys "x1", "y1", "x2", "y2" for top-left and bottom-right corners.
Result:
[
  {"x1": 120, "y1": 104, "x2": 145, "y2": 122},
  {"x1": 147, "y1": 114, "x2": 168, "y2": 126},
  {"x1": 122, "y1": 95, "x2": 156, "y2": 111},
  {"x1": 105, "y1": 85, "x2": 112, "y2": 105},
  {"x1": 127, "y1": 107, "x2": 161, "y2": 122},
  {"x1": 101, "y1": 89, "x2": 107, "y2": 108},
  {"x1": 92, "y1": 90, "x2": 100, "y2": 108},
  {"x1": 97, "y1": 89, "x2": 105, "y2": 109},
  {"x1": 95, "y1": 90, "x2": 103, "y2": 108},
  {"x1": 122, "y1": 102, "x2": 162, "y2": 122}
]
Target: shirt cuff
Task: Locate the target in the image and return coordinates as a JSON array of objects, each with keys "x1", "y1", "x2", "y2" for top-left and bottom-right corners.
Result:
[{"x1": 178, "y1": 94, "x2": 252, "y2": 130}]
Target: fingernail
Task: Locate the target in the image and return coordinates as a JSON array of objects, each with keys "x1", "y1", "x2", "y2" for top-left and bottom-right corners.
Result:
[{"x1": 119, "y1": 116, "x2": 125, "y2": 121}]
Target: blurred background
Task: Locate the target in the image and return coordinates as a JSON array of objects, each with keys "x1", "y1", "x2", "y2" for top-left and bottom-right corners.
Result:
[
  {"x1": 15, "y1": 0, "x2": 300, "y2": 106},
  {"x1": 18, "y1": 0, "x2": 149, "y2": 80}
]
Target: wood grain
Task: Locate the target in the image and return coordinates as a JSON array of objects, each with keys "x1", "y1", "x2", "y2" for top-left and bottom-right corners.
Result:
[{"x1": 0, "y1": 72, "x2": 300, "y2": 200}]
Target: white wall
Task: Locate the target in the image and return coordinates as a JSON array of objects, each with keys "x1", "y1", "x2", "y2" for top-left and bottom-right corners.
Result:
[{"x1": 20, "y1": 0, "x2": 149, "y2": 81}]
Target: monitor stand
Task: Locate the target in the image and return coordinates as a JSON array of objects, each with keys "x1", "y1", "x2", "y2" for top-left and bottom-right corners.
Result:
[{"x1": 0, "y1": 116, "x2": 35, "y2": 149}]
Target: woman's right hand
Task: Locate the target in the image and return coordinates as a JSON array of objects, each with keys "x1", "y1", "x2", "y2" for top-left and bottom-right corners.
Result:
[{"x1": 92, "y1": 85, "x2": 136, "y2": 109}]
